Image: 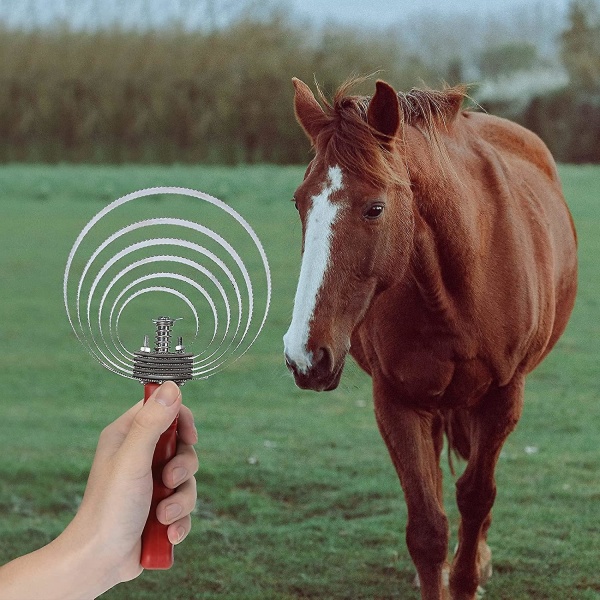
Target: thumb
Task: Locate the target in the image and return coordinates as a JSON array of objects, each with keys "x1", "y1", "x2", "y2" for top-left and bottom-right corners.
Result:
[{"x1": 118, "y1": 381, "x2": 182, "y2": 476}]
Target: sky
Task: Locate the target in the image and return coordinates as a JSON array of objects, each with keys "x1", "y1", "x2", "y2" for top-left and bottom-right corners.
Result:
[
  {"x1": 0, "y1": 0, "x2": 573, "y2": 31},
  {"x1": 285, "y1": 0, "x2": 571, "y2": 26}
]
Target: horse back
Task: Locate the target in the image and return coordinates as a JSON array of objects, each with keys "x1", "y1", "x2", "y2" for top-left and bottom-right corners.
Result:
[
  {"x1": 462, "y1": 111, "x2": 560, "y2": 182},
  {"x1": 403, "y1": 110, "x2": 578, "y2": 387}
]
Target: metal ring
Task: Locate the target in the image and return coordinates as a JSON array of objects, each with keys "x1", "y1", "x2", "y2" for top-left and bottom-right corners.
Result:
[{"x1": 64, "y1": 187, "x2": 271, "y2": 380}]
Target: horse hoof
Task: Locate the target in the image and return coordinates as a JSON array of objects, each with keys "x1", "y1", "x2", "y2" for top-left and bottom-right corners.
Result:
[
  {"x1": 478, "y1": 542, "x2": 492, "y2": 586},
  {"x1": 413, "y1": 563, "x2": 451, "y2": 591},
  {"x1": 413, "y1": 571, "x2": 420, "y2": 588}
]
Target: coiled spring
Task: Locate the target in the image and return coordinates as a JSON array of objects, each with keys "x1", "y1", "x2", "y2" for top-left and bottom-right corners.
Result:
[{"x1": 153, "y1": 317, "x2": 175, "y2": 353}]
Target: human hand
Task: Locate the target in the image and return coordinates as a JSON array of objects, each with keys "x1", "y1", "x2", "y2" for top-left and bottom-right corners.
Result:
[
  {"x1": 64, "y1": 381, "x2": 198, "y2": 590},
  {"x1": 0, "y1": 381, "x2": 198, "y2": 600}
]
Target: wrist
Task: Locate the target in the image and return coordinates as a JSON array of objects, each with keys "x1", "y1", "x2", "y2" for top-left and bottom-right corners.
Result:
[
  {"x1": 51, "y1": 517, "x2": 119, "y2": 599},
  {"x1": 0, "y1": 522, "x2": 116, "y2": 600}
]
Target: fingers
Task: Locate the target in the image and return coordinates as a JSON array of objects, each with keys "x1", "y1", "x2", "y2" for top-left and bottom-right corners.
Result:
[
  {"x1": 167, "y1": 515, "x2": 191, "y2": 545},
  {"x1": 95, "y1": 401, "x2": 144, "y2": 459},
  {"x1": 177, "y1": 404, "x2": 198, "y2": 446},
  {"x1": 157, "y1": 477, "x2": 197, "y2": 530},
  {"x1": 117, "y1": 381, "x2": 182, "y2": 476},
  {"x1": 163, "y1": 441, "x2": 199, "y2": 489},
  {"x1": 105, "y1": 400, "x2": 145, "y2": 438},
  {"x1": 158, "y1": 412, "x2": 198, "y2": 546}
]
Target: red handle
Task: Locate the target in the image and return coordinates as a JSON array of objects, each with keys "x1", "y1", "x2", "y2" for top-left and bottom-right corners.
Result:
[{"x1": 140, "y1": 382, "x2": 178, "y2": 570}]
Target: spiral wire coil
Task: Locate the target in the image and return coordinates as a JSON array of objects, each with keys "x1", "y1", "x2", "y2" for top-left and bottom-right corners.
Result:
[{"x1": 63, "y1": 187, "x2": 271, "y2": 381}]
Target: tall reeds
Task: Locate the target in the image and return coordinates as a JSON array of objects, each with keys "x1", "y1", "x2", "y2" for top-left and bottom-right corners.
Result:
[{"x1": 0, "y1": 7, "x2": 436, "y2": 164}]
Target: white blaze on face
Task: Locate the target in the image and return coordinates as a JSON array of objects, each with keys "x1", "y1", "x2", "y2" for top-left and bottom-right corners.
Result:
[{"x1": 283, "y1": 165, "x2": 344, "y2": 373}]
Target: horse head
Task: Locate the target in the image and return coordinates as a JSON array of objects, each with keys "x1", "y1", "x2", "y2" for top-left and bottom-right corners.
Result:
[{"x1": 283, "y1": 78, "x2": 415, "y2": 391}]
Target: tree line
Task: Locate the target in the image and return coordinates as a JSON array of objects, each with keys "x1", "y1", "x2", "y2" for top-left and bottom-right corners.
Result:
[
  {"x1": 484, "y1": 0, "x2": 600, "y2": 163},
  {"x1": 0, "y1": 0, "x2": 598, "y2": 164},
  {"x1": 0, "y1": 19, "x2": 435, "y2": 163}
]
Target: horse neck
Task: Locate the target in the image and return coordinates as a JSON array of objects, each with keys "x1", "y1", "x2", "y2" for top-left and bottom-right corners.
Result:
[{"x1": 405, "y1": 150, "x2": 476, "y2": 322}]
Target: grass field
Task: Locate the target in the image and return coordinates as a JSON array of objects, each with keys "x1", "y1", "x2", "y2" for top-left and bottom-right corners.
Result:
[{"x1": 0, "y1": 164, "x2": 599, "y2": 599}]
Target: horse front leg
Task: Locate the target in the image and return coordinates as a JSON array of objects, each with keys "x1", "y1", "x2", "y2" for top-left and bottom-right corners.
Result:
[
  {"x1": 374, "y1": 380, "x2": 449, "y2": 600},
  {"x1": 450, "y1": 378, "x2": 524, "y2": 600}
]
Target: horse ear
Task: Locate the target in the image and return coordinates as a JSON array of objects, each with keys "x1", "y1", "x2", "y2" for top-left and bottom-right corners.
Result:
[
  {"x1": 293, "y1": 77, "x2": 328, "y2": 144},
  {"x1": 367, "y1": 80, "x2": 401, "y2": 147}
]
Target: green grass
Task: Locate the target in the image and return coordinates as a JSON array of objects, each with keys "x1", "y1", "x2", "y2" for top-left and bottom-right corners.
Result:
[{"x1": 0, "y1": 164, "x2": 599, "y2": 599}]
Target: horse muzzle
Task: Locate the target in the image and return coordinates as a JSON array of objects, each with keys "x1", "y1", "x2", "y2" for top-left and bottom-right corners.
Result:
[{"x1": 284, "y1": 346, "x2": 345, "y2": 392}]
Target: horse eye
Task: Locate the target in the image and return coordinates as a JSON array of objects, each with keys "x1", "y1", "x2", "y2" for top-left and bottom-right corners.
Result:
[
  {"x1": 364, "y1": 203, "x2": 384, "y2": 220},
  {"x1": 292, "y1": 197, "x2": 299, "y2": 211}
]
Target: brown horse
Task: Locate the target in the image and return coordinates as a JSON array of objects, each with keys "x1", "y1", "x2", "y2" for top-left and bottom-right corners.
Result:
[{"x1": 283, "y1": 77, "x2": 577, "y2": 600}]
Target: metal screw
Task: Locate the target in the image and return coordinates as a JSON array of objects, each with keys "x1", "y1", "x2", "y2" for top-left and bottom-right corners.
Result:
[{"x1": 140, "y1": 335, "x2": 151, "y2": 353}]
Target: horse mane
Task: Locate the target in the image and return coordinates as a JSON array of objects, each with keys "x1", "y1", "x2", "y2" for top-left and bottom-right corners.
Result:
[{"x1": 313, "y1": 78, "x2": 468, "y2": 189}]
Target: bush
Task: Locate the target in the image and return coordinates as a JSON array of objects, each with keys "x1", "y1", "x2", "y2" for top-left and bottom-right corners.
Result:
[{"x1": 521, "y1": 89, "x2": 600, "y2": 163}]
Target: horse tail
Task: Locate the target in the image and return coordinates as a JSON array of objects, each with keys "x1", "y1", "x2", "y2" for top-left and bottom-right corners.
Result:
[{"x1": 443, "y1": 409, "x2": 471, "y2": 475}]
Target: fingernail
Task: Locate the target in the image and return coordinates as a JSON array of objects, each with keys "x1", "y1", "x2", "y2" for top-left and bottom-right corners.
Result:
[
  {"x1": 155, "y1": 382, "x2": 180, "y2": 407},
  {"x1": 172, "y1": 467, "x2": 188, "y2": 487},
  {"x1": 165, "y1": 503, "x2": 182, "y2": 522},
  {"x1": 175, "y1": 526, "x2": 186, "y2": 543}
]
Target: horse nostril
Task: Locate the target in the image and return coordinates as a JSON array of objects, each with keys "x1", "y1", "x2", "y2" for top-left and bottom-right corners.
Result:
[
  {"x1": 314, "y1": 346, "x2": 334, "y2": 375},
  {"x1": 285, "y1": 348, "x2": 334, "y2": 378}
]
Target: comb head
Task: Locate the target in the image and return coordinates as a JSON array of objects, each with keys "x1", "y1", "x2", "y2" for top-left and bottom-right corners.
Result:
[
  {"x1": 132, "y1": 316, "x2": 193, "y2": 385},
  {"x1": 64, "y1": 187, "x2": 271, "y2": 381},
  {"x1": 133, "y1": 350, "x2": 194, "y2": 385}
]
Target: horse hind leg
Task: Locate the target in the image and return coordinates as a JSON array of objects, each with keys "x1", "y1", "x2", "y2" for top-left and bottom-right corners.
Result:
[
  {"x1": 449, "y1": 378, "x2": 524, "y2": 600},
  {"x1": 445, "y1": 409, "x2": 491, "y2": 588}
]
